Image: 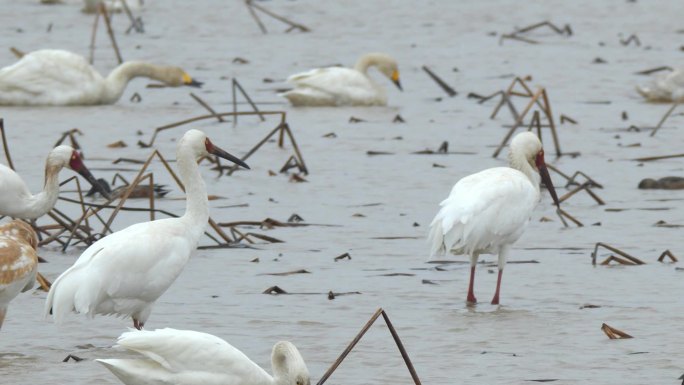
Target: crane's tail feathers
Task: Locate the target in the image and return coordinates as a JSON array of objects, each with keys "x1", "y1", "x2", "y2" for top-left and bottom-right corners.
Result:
[{"x1": 44, "y1": 269, "x2": 84, "y2": 323}]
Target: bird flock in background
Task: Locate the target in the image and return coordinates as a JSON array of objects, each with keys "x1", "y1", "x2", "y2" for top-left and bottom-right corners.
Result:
[{"x1": 0, "y1": 1, "x2": 681, "y2": 384}]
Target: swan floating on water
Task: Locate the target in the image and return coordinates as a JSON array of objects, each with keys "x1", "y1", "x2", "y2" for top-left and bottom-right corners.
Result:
[
  {"x1": 97, "y1": 328, "x2": 311, "y2": 385},
  {"x1": 636, "y1": 68, "x2": 684, "y2": 102},
  {"x1": 0, "y1": 220, "x2": 38, "y2": 330},
  {"x1": 0, "y1": 49, "x2": 202, "y2": 106},
  {"x1": 282, "y1": 52, "x2": 402, "y2": 107},
  {"x1": 45, "y1": 130, "x2": 249, "y2": 330}
]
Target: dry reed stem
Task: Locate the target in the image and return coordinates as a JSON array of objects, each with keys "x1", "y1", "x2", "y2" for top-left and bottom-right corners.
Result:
[
  {"x1": 422, "y1": 66, "x2": 457, "y2": 96},
  {"x1": 591, "y1": 243, "x2": 644, "y2": 266},
  {"x1": 316, "y1": 308, "x2": 422, "y2": 385},
  {"x1": 99, "y1": 2, "x2": 123, "y2": 64}
]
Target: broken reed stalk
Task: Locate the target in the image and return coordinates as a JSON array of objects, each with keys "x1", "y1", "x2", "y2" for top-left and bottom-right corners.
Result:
[
  {"x1": 556, "y1": 207, "x2": 582, "y2": 227},
  {"x1": 36, "y1": 272, "x2": 51, "y2": 291},
  {"x1": 99, "y1": 2, "x2": 123, "y2": 64},
  {"x1": 246, "y1": 0, "x2": 310, "y2": 33},
  {"x1": 245, "y1": 0, "x2": 267, "y2": 34},
  {"x1": 0, "y1": 119, "x2": 15, "y2": 170},
  {"x1": 316, "y1": 308, "x2": 422, "y2": 385},
  {"x1": 189, "y1": 93, "x2": 225, "y2": 122},
  {"x1": 515, "y1": 21, "x2": 572, "y2": 35},
  {"x1": 421, "y1": 66, "x2": 457, "y2": 96},
  {"x1": 591, "y1": 242, "x2": 644, "y2": 266},
  {"x1": 140, "y1": 110, "x2": 287, "y2": 147},
  {"x1": 546, "y1": 165, "x2": 603, "y2": 188},
  {"x1": 633, "y1": 153, "x2": 684, "y2": 162},
  {"x1": 558, "y1": 183, "x2": 605, "y2": 205},
  {"x1": 89, "y1": 8, "x2": 101, "y2": 64},
  {"x1": 650, "y1": 103, "x2": 678, "y2": 137},
  {"x1": 601, "y1": 323, "x2": 633, "y2": 339},
  {"x1": 232, "y1": 79, "x2": 266, "y2": 127},
  {"x1": 657, "y1": 250, "x2": 678, "y2": 263},
  {"x1": 119, "y1": 0, "x2": 142, "y2": 33}
]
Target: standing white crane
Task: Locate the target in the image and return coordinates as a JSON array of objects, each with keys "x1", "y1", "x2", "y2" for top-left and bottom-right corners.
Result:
[
  {"x1": 97, "y1": 328, "x2": 311, "y2": 385},
  {"x1": 0, "y1": 145, "x2": 108, "y2": 219},
  {"x1": 45, "y1": 129, "x2": 249, "y2": 329},
  {"x1": 428, "y1": 132, "x2": 560, "y2": 305}
]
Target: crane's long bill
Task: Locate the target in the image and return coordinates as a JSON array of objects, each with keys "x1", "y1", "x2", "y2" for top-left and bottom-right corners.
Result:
[
  {"x1": 77, "y1": 165, "x2": 111, "y2": 199},
  {"x1": 211, "y1": 145, "x2": 250, "y2": 170},
  {"x1": 538, "y1": 163, "x2": 560, "y2": 207}
]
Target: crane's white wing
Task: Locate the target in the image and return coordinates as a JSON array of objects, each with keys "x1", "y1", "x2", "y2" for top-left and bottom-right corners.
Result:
[
  {"x1": 428, "y1": 167, "x2": 539, "y2": 256},
  {"x1": 46, "y1": 218, "x2": 197, "y2": 320},
  {"x1": 97, "y1": 328, "x2": 272, "y2": 385}
]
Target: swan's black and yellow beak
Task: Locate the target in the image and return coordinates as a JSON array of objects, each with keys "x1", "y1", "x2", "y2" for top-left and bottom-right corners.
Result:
[
  {"x1": 182, "y1": 73, "x2": 203, "y2": 88},
  {"x1": 391, "y1": 70, "x2": 402, "y2": 91}
]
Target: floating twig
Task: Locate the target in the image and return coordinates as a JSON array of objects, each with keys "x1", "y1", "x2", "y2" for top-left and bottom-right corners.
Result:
[
  {"x1": 633, "y1": 153, "x2": 684, "y2": 162},
  {"x1": 422, "y1": 66, "x2": 457, "y2": 97},
  {"x1": 634, "y1": 66, "x2": 673, "y2": 75},
  {"x1": 601, "y1": 323, "x2": 633, "y2": 339},
  {"x1": 619, "y1": 34, "x2": 641, "y2": 47}
]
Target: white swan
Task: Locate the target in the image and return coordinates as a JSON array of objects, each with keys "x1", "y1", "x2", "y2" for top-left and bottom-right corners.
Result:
[
  {"x1": 636, "y1": 68, "x2": 684, "y2": 102},
  {"x1": 44, "y1": 130, "x2": 249, "y2": 329},
  {"x1": 282, "y1": 52, "x2": 402, "y2": 106},
  {"x1": 0, "y1": 49, "x2": 202, "y2": 106},
  {"x1": 97, "y1": 328, "x2": 311, "y2": 385},
  {"x1": 0, "y1": 145, "x2": 107, "y2": 219},
  {"x1": 0, "y1": 220, "x2": 38, "y2": 329}
]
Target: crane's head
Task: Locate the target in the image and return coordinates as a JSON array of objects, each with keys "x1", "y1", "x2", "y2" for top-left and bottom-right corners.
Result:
[
  {"x1": 47, "y1": 145, "x2": 110, "y2": 199},
  {"x1": 179, "y1": 129, "x2": 250, "y2": 170},
  {"x1": 511, "y1": 132, "x2": 560, "y2": 208}
]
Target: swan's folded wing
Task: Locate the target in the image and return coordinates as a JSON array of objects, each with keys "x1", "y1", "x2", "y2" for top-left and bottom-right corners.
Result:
[
  {"x1": 287, "y1": 67, "x2": 370, "y2": 94},
  {"x1": 0, "y1": 50, "x2": 100, "y2": 96},
  {"x1": 114, "y1": 328, "x2": 273, "y2": 382}
]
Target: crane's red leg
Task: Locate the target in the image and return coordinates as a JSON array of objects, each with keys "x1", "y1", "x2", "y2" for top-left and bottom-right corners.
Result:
[
  {"x1": 133, "y1": 318, "x2": 144, "y2": 330},
  {"x1": 491, "y1": 269, "x2": 503, "y2": 305},
  {"x1": 466, "y1": 266, "x2": 477, "y2": 304}
]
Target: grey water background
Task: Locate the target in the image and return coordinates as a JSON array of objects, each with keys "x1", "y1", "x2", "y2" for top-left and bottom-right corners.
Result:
[{"x1": 0, "y1": 0, "x2": 682, "y2": 384}]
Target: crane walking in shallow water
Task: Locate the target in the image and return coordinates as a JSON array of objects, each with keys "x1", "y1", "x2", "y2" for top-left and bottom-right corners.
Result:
[
  {"x1": 45, "y1": 130, "x2": 249, "y2": 330},
  {"x1": 428, "y1": 132, "x2": 560, "y2": 305}
]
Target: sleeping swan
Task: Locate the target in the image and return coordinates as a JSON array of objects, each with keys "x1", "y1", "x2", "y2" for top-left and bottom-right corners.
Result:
[
  {"x1": 97, "y1": 328, "x2": 311, "y2": 385},
  {"x1": 636, "y1": 68, "x2": 684, "y2": 102},
  {"x1": 282, "y1": 52, "x2": 402, "y2": 107},
  {"x1": 0, "y1": 49, "x2": 202, "y2": 106}
]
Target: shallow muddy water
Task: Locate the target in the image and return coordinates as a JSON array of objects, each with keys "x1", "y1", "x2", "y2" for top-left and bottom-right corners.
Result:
[{"x1": 0, "y1": 0, "x2": 683, "y2": 384}]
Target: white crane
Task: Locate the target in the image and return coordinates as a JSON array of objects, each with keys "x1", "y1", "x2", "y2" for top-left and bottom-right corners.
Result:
[
  {"x1": 45, "y1": 129, "x2": 249, "y2": 329},
  {"x1": 0, "y1": 145, "x2": 107, "y2": 219},
  {"x1": 97, "y1": 328, "x2": 310, "y2": 385},
  {"x1": 428, "y1": 132, "x2": 560, "y2": 305},
  {"x1": 0, "y1": 49, "x2": 202, "y2": 106},
  {"x1": 282, "y1": 52, "x2": 402, "y2": 106}
]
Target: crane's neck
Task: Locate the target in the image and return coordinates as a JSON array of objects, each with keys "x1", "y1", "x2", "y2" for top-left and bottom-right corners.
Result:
[
  {"x1": 24, "y1": 164, "x2": 61, "y2": 219},
  {"x1": 103, "y1": 62, "x2": 167, "y2": 103},
  {"x1": 509, "y1": 152, "x2": 541, "y2": 192},
  {"x1": 176, "y1": 149, "x2": 209, "y2": 241}
]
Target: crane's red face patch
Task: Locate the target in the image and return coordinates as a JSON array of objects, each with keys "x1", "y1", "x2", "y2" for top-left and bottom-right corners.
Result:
[
  {"x1": 535, "y1": 149, "x2": 545, "y2": 170},
  {"x1": 205, "y1": 138, "x2": 214, "y2": 153},
  {"x1": 69, "y1": 150, "x2": 85, "y2": 171}
]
